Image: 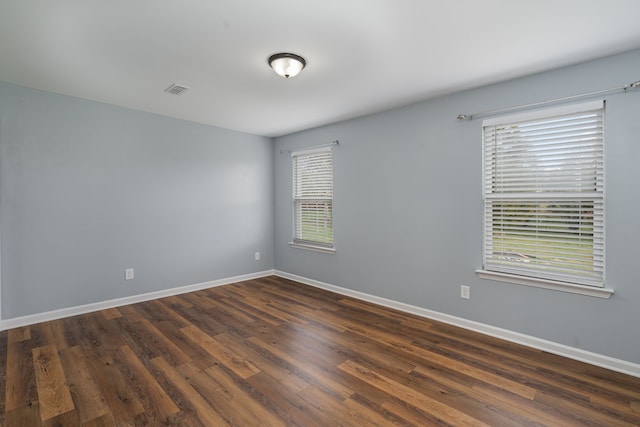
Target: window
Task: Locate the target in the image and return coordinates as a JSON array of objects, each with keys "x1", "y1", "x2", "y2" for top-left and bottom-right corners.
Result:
[
  {"x1": 291, "y1": 147, "x2": 334, "y2": 251},
  {"x1": 481, "y1": 100, "x2": 604, "y2": 288}
]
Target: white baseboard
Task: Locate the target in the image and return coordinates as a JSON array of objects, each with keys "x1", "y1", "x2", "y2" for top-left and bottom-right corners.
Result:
[
  {"x1": 0, "y1": 269, "x2": 275, "y2": 331},
  {"x1": 274, "y1": 270, "x2": 640, "y2": 378}
]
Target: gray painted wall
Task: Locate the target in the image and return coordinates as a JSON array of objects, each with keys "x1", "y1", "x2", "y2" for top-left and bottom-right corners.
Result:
[
  {"x1": 0, "y1": 82, "x2": 273, "y2": 318},
  {"x1": 274, "y1": 49, "x2": 640, "y2": 364}
]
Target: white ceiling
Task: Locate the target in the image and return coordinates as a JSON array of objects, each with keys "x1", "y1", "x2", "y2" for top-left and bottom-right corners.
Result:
[{"x1": 1, "y1": 1, "x2": 640, "y2": 137}]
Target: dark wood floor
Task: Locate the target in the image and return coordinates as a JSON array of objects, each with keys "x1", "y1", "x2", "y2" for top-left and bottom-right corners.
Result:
[{"x1": 1, "y1": 276, "x2": 639, "y2": 426}]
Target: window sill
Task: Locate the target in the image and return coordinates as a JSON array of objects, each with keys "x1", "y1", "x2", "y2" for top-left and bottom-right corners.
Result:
[
  {"x1": 288, "y1": 242, "x2": 336, "y2": 254},
  {"x1": 475, "y1": 270, "x2": 614, "y2": 299}
]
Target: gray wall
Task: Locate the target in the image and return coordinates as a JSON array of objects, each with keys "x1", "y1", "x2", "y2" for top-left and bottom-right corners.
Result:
[
  {"x1": 0, "y1": 82, "x2": 274, "y2": 318},
  {"x1": 274, "y1": 49, "x2": 640, "y2": 364}
]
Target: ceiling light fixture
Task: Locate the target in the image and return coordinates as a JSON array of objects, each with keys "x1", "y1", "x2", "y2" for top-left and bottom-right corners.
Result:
[{"x1": 268, "y1": 53, "x2": 306, "y2": 78}]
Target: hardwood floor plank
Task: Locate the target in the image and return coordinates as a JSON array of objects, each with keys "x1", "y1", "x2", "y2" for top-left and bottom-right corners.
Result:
[
  {"x1": 302, "y1": 325, "x2": 417, "y2": 377},
  {"x1": 188, "y1": 297, "x2": 271, "y2": 341},
  {"x1": 343, "y1": 395, "x2": 406, "y2": 427},
  {"x1": 211, "y1": 294, "x2": 284, "y2": 326},
  {"x1": 107, "y1": 317, "x2": 160, "y2": 367},
  {"x1": 471, "y1": 382, "x2": 586, "y2": 427},
  {"x1": 58, "y1": 318, "x2": 81, "y2": 350},
  {"x1": 163, "y1": 295, "x2": 193, "y2": 309},
  {"x1": 0, "y1": 330, "x2": 7, "y2": 425},
  {"x1": 256, "y1": 321, "x2": 348, "y2": 370},
  {"x1": 59, "y1": 345, "x2": 110, "y2": 424},
  {"x1": 82, "y1": 346, "x2": 145, "y2": 425},
  {"x1": 245, "y1": 371, "x2": 322, "y2": 427},
  {"x1": 339, "y1": 297, "x2": 431, "y2": 325},
  {"x1": 589, "y1": 394, "x2": 640, "y2": 423},
  {"x1": 113, "y1": 305, "x2": 147, "y2": 324},
  {"x1": 146, "y1": 320, "x2": 213, "y2": 365},
  {"x1": 132, "y1": 318, "x2": 192, "y2": 366},
  {"x1": 380, "y1": 398, "x2": 451, "y2": 426},
  {"x1": 218, "y1": 287, "x2": 304, "y2": 325},
  {"x1": 335, "y1": 306, "x2": 441, "y2": 349},
  {"x1": 409, "y1": 365, "x2": 552, "y2": 426},
  {"x1": 202, "y1": 364, "x2": 287, "y2": 427},
  {"x1": 41, "y1": 408, "x2": 80, "y2": 427},
  {"x1": 5, "y1": 329, "x2": 38, "y2": 412},
  {"x1": 143, "y1": 299, "x2": 193, "y2": 328},
  {"x1": 214, "y1": 331, "x2": 310, "y2": 393},
  {"x1": 427, "y1": 324, "x2": 640, "y2": 405},
  {"x1": 180, "y1": 325, "x2": 260, "y2": 379},
  {"x1": 80, "y1": 412, "x2": 116, "y2": 427},
  {"x1": 151, "y1": 356, "x2": 229, "y2": 426},
  {"x1": 10, "y1": 326, "x2": 31, "y2": 342},
  {"x1": 100, "y1": 308, "x2": 122, "y2": 321},
  {"x1": 273, "y1": 303, "x2": 348, "y2": 333},
  {"x1": 253, "y1": 280, "x2": 342, "y2": 312},
  {"x1": 168, "y1": 301, "x2": 228, "y2": 338},
  {"x1": 247, "y1": 335, "x2": 355, "y2": 400},
  {"x1": 410, "y1": 341, "x2": 538, "y2": 400},
  {"x1": 65, "y1": 315, "x2": 103, "y2": 350},
  {"x1": 5, "y1": 403, "x2": 42, "y2": 427},
  {"x1": 432, "y1": 335, "x2": 636, "y2": 419},
  {"x1": 339, "y1": 359, "x2": 490, "y2": 427},
  {"x1": 227, "y1": 323, "x2": 393, "y2": 409},
  {"x1": 175, "y1": 362, "x2": 263, "y2": 426},
  {"x1": 32, "y1": 344, "x2": 75, "y2": 421},
  {"x1": 107, "y1": 305, "x2": 192, "y2": 369},
  {"x1": 535, "y1": 389, "x2": 639, "y2": 427},
  {"x1": 113, "y1": 345, "x2": 180, "y2": 421},
  {"x1": 178, "y1": 292, "x2": 216, "y2": 310},
  {"x1": 30, "y1": 323, "x2": 57, "y2": 349},
  {"x1": 201, "y1": 293, "x2": 258, "y2": 325},
  {"x1": 297, "y1": 385, "x2": 378, "y2": 427},
  {"x1": 46, "y1": 320, "x2": 73, "y2": 351}
]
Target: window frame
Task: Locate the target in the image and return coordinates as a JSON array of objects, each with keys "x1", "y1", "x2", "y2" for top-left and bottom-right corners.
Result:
[
  {"x1": 476, "y1": 100, "x2": 613, "y2": 298},
  {"x1": 289, "y1": 146, "x2": 335, "y2": 254}
]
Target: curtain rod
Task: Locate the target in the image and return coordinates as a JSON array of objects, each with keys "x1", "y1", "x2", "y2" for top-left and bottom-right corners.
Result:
[
  {"x1": 457, "y1": 79, "x2": 640, "y2": 121},
  {"x1": 279, "y1": 139, "x2": 339, "y2": 155}
]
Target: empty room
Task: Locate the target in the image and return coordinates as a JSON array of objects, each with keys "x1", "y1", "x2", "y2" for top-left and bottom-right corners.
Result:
[{"x1": 1, "y1": 1, "x2": 640, "y2": 425}]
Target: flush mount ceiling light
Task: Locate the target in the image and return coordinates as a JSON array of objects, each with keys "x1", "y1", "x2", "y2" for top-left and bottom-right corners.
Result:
[{"x1": 268, "y1": 53, "x2": 306, "y2": 78}]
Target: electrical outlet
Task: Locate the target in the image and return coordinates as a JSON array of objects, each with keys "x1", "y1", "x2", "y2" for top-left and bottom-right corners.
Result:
[
  {"x1": 125, "y1": 268, "x2": 134, "y2": 280},
  {"x1": 461, "y1": 285, "x2": 470, "y2": 299},
  {"x1": 255, "y1": 251, "x2": 261, "y2": 261}
]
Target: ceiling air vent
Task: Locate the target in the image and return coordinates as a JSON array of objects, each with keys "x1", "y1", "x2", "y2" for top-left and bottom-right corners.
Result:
[{"x1": 164, "y1": 83, "x2": 190, "y2": 95}]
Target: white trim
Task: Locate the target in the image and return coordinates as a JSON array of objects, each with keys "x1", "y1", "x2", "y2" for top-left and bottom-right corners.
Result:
[
  {"x1": 476, "y1": 270, "x2": 614, "y2": 299},
  {"x1": 288, "y1": 242, "x2": 336, "y2": 254},
  {"x1": 274, "y1": 270, "x2": 640, "y2": 378},
  {"x1": 0, "y1": 270, "x2": 275, "y2": 331}
]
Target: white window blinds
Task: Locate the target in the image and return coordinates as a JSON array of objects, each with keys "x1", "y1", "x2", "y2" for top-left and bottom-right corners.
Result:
[
  {"x1": 482, "y1": 100, "x2": 604, "y2": 287},
  {"x1": 292, "y1": 147, "x2": 334, "y2": 248}
]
